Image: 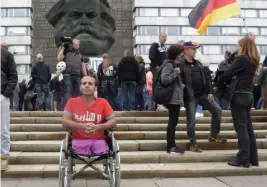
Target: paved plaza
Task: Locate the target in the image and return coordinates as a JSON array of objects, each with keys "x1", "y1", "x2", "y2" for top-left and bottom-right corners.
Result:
[{"x1": 2, "y1": 176, "x2": 267, "y2": 187}]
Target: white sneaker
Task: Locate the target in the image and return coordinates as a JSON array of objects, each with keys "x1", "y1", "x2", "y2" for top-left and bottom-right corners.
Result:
[
  {"x1": 180, "y1": 107, "x2": 186, "y2": 111},
  {"x1": 157, "y1": 105, "x2": 168, "y2": 112},
  {"x1": 195, "y1": 112, "x2": 204, "y2": 118}
]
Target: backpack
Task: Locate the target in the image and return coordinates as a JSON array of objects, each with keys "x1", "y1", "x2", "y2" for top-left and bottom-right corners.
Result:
[{"x1": 152, "y1": 61, "x2": 174, "y2": 104}]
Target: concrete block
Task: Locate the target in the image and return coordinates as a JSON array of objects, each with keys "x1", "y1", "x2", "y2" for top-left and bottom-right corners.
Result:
[
  {"x1": 11, "y1": 117, "x2": 36, "y2": 124},
  {"x1": 35, "y1": 117, "x2": 62, "y2": 124}
]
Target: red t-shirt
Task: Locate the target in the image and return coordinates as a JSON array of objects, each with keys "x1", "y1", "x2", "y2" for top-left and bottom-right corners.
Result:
[{"x1": 64, "y1": 97, "x2": 115, "y2": 140}]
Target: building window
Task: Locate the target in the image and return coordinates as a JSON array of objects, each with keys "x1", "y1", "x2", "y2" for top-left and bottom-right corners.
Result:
[
  {"x1": 222, "y1": 45, "x2": 237, "y2": 53},
  {"x1": 242, "y1": 9, "x2": 258, "y2": 18},
  {"x1": 1, "y1": 9, "x2": 6, "y2": 17},
  {"x1": 7, "y1": 27, "x2": 29, "y2": 36},
  {"x1": 241, "y1": 27, "x2": 259, "y2": 36},
  {"x1": 0, "y1": 27, "x2": 5, "y2": 36},
  {"x1": 207, "y1": 27, "x2": 221, "y2": 36},
  {"x1": 139, "y1": 8, "x2": 159, "y2": 16},
  {"x1": 136, "y1": 45, "x2": 150, "y2": 55},
  {"x1": 9, "y1": 46, "x2": 31, "y2": 55},
  {"x1": 137, "y1": 26, "x2": 159, "y2": 35},
  {"x1": 203, "y1": 45, "x2": 221, "y2": 55},
  {"x1": 160, "y1": 8, "x2": 179, "y2": 16},
  {"x1": 222, "y1": 27, "x2": 240, "y2": 36},
  {"x1": 181, "y1": 27, "x2": 198, "y2": 35},
  {"x1": 16, "y1": 64, "x2": 30, "y2": 75},
  {"x1": 259, "y1": 10, "x2": 267, "y2": 18},
  {"x1": 261, "y1": 28, "x2": 267, "y2": 36},
  {"x1": 262, "y1": 46, "x2": 267, "y2": 55},
  {"x1": 161, "y1": 26, "x2": 179, "y2": 35},
  {"x1": 180, "y1": 8, "x2": 192, "y2": 17},
  {"x1": 7, "y1": 8, "x2": 29, "y2": 17}
]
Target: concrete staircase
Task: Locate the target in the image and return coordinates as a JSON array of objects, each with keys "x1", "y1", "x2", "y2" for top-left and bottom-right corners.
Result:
[{"x1": 2, "y1": 111, "x2": 267, "y2": 178}]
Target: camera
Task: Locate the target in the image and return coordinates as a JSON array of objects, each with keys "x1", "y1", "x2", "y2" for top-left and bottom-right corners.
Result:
[{"x1": 60, "y1": 36, "x2": 72, "y2": 48}]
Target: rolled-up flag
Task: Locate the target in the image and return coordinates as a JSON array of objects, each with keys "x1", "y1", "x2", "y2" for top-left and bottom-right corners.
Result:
[{"x1": 188, "y1": 0, "x2": 241, "y2": 34}]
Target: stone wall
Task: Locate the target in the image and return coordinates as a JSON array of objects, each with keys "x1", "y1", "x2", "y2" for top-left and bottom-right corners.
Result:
[{"x1": 32, "y1": 0, "x2": 133, "y2": 72}]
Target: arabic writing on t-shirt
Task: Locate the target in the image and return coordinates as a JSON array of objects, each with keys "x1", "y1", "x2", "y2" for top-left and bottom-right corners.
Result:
[{"x1": 73, "y1": 111, "x2": 102, "y2": 124}]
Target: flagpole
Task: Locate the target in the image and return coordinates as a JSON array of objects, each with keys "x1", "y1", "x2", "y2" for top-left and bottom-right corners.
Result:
[{"x1": 239, "y1": 13, "x2": 250, "y2": 36}]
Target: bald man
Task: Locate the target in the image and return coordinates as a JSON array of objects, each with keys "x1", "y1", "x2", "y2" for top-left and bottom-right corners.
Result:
[{"x1": 149, "y1": 32, "x2": 167, "y2": 69}]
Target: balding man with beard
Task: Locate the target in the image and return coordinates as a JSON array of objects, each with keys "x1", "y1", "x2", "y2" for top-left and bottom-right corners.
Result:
[{"x1": 46, "y1": 0, "x2": 116, "y2": 56}]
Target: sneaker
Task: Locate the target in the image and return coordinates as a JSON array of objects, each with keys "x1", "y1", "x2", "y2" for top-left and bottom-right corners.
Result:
[
  {"x1": 190, "y1": 144, "x2": 203, "y2": 153},
  {"x1": 195, "y1": 112, "x2": 204, "y2": 118},
  {"x1": 157, "y1": 105, "x2": 168, "y2": 112},
  {"x1": 208, "y1": 136, "x2": 227, "y2": 144},
  {"x1": 167, "y1": 146, "x2": 185, "y2": 154},
  {"x1": 1, "y1": 156, "x2": 9, "y2": 171},
  {"x1": 180, "y1": 107, "x2": 186, "y2": 111}
]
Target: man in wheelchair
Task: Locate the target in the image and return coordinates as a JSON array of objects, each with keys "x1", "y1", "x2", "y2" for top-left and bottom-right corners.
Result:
[
  {"x1": 60, "y1": 75, "x2": 120, "y2": 187},
  {"x1": 62, "y1": 75, "x2": 117, "y2": 155}
]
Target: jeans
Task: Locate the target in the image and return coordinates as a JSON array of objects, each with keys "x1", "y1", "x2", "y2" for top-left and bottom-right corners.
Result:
[
  {"x1": 1, "y1": 94, "x2": 10, "y2": 156},
  {"x1": 215, "y1": 96, "x2": 230, "y2": 110},
  {"x1": 115, "y1": 88, "x2": 122, "y2": 111},
  {"x1": 231, "y1": 93, "x2": 258, "y2": 164},
  {"x1": 185, "y1": 94, "x2": 222, "y2": 145},
  {"x1": 101, "y1": 80, "x2": 117, "y2": 110},
  {"x1": 63, "y1": 75, "x2": 80, "y2": 105},
  {"x1": 196, "y1": 105, "x2": 203, "y2": 113},
  {"x1": 35, "y1": 83, "x2": 50, "y2": 110},
  {"x1": 121, "y1": 81, "x2": 136, "y2": 111},
  {"x1": 147, "y1": 93, "x2": 156, "y2": 111},
  {"x1": 166, "y1": 104, "x2": 180, "y2": 149},
  {"x1": 136, "y1": 84, "x2": 145, "y2": 111}
]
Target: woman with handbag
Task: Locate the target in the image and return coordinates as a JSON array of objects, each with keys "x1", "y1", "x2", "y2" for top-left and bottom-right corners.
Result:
[
  {"x1": 222, "y1": 37, "x2": 260, "y2": 168},
  {"x1": 160, "y1": 45, "x2": 184, "y2": 154}
]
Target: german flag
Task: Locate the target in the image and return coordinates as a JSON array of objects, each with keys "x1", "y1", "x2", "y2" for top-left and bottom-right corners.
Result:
[{"x1": 189, "y1": 0, "x2": 241, "y2": 34}]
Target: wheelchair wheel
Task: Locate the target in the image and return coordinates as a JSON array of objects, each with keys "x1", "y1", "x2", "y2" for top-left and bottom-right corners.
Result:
[
  {"x1": 59, "y1": 139, "x2": 67, "y2": 187},
  {"x1": 110, "y1": 140, "x2": 121, "y2": 187}
]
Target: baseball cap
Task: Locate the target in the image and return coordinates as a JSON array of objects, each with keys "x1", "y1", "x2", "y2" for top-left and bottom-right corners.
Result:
[{"x1": 183, "y1": 41, "x2": 200, "y2": 49}]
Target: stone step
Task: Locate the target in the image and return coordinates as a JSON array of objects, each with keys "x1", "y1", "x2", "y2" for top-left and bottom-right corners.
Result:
[
  {"x1": 10, "y1": 123, "x2": 267, "y2": 132},
  {"x1": 10, "y1": 130, "x2": 267, "y2": 141},
  {"x1": 10, "y1": 116, "x2": 267, "y2": 124},
  {"x1": 2, "y1": 162, "x2": 267, "y2": 178},
  {"x1": 10, "y1": 139, "x2": 267, "y2": 152},
  {"x1": 8, "y1": 150, "x2": 267, "y2": 165},
  {"x1": 10, "y1": 110, "x2": 267, "y2": 117}
]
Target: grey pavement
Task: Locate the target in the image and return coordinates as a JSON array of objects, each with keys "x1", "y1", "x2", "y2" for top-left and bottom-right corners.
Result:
[{"x1": 1, "y1": 176, "x2": 267, "y2": 187}]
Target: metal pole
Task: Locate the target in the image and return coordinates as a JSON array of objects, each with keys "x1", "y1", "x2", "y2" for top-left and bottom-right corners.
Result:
[{"x1": 239, "y1": 13, "x2": 250, "y2": 36}]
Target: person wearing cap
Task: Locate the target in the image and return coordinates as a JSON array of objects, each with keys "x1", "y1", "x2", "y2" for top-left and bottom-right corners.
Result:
[{"x1": 180, "y1": 41, "x2": 227, "y2": 153}]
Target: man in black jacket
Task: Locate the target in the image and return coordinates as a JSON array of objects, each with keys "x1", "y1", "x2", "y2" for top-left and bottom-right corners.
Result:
[
  {"x1": 149, "y1": 32, "x2": 167, "y2": 70},
  {"x1": 31, "y1": 54, "x2": 51, "y2": 110},
  {"x1": 135, "y1": 55, "x2": 146, "y2": 110},
  {"x1": 180, "y1": 42, "x2": 227, "y2": 153},
  {"x1": 117, "y1": 50, "x2": 139, "y2": 111},
  {"x1": 1, "y1": 48, "x2": 18, "y2": 170}
]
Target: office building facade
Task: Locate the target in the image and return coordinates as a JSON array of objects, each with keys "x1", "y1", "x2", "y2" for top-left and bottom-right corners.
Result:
[{"x1": 1, "y1": 0, "x2": 33, "y2": 81}]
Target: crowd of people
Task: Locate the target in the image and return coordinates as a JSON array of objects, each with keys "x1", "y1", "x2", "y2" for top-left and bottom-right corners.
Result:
[{"x1": 1, "y1": 31, "x2": 267, "y2": 170}]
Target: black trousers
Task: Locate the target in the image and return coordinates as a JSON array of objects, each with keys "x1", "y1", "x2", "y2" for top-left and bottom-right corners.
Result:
[
  {"x1": 166, "y1": 104, "x2": 180, "y2": 149},
  {"x1": 231, "y1": 93, "x2": 258, "y2": 164}
]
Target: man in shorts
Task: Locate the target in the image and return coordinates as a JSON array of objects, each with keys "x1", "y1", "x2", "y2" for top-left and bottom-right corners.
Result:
[{"x1": 62, "y1": 75, "x2": 117, "y2": 155}]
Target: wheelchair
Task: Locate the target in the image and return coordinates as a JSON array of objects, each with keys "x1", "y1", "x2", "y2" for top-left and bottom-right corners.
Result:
[{"x1": 58, "y1": 129, "x2": 121, "y2": 187}]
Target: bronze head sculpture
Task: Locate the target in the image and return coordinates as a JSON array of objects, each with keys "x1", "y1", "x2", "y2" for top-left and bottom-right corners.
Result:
[{"x1": 45, "y1": 0, "x2": 116, "y2": 56}]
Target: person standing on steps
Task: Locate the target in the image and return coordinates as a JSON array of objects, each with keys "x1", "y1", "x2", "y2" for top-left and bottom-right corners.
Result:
[
  {"x1": 221, "y1": 38, "x2": 260, "y2": 168},
  {"x1": 160, "y1": 45, "x2": 185, "y2": 154},
  {"x1": 1, "y1": 48, "x2": 18, "y2": 170},
  {"x1": 180, "y1": 41, "x2": 227, "y2": 153}
]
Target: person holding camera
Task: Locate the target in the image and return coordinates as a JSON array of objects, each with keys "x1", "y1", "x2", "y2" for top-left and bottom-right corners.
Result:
[{"x1": 57, "y1": 39, "x2": 84, "y2": 105}]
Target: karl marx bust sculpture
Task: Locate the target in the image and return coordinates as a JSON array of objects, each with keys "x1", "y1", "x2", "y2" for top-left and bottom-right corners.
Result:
[{"x1": 45, "y1": 0, "x2": 116, "y2": 56}]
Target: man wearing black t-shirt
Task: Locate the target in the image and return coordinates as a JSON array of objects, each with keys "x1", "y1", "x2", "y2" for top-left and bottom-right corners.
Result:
[{"x1": 180, "y1": 42, "x2": 227, "y2": 153}]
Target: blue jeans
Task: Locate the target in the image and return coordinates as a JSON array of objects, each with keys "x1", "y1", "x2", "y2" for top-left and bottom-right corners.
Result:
[
  {"x1": 63, "y1": 75, "x2": 80, "y2": 105},
  {"x1": 121, "y1": 81, "x2": 136, "y2": 111},
  {"x1": 215, "y1": 96, "x2": 230, "y2": 110},
  {"x1": 115, "y1": 88, "x2": 122, "y2": 111},
  {"x1": 196, "y1": 105, "x2": 203, "y2": 113},
  {"x1": 35, "y1": 83, "x2": 50, "y2": 110},
  {"x1": 185, "y1": 95, "x2": 222, "y2": 145}
]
